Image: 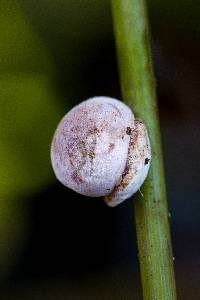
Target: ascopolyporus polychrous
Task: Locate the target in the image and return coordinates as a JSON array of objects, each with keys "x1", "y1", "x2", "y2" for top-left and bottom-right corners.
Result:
[{"x1": 51, "y1": 96, "x2": 151, "y2": 206}]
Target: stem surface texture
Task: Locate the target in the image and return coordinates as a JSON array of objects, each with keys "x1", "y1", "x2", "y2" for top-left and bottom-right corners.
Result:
[{"x1": 111, "y1": 0, "x2": 177, "y2": 299}]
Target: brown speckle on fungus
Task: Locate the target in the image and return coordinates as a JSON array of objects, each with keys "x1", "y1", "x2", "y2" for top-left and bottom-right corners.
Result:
[
  {"x1": 108, "y1": 143, "x2": 115, "y2": 152},
  {"x1": 126, "y1": 127, "x2": 132, "y2": 135},
  {"x1": 71, "y1": 170, "x2": 84, "y2": 185}
]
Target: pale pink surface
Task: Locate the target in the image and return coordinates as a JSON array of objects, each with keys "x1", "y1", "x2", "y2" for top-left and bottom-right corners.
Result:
[
  {"x1": 51, "y1": 97, "x2": 135, "y2": 197},
  {"x1": 105, "y1": 120, "x2": 151, "y2": 207}
]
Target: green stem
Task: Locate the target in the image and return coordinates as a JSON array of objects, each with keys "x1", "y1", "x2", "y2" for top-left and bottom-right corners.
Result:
[{"x1": 111, "y1": 0, "x2": 177, "y2": 299}]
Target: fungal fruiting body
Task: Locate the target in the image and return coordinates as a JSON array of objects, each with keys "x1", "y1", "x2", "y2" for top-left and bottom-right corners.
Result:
[{"x1": 51, "y1": 96, "x2": 151, "y2": 207}]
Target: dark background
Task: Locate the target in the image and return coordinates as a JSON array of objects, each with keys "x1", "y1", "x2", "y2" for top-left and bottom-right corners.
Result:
[{"x1": 0, "y1": 0, "x2": 200, "y2": 299}]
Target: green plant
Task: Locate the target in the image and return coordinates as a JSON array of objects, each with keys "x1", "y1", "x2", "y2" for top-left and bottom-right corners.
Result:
[{"x1": 111, "y1": 0, "x2": 177, "y2": 299}]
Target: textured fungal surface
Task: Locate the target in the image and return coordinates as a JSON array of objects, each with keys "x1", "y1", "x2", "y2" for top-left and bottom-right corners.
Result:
[
  {"x1": 51, "y1": 97, "x2": 134, "y2": 197},
  {"x1": 51, "y1": 96, "x2": 151, "y2": 205},
  {"x1": 105, "y1": 119, "x2": 151, "y2": 207}
]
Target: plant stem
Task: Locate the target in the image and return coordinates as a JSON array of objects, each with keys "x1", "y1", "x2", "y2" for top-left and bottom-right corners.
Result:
[{"x1": 111, "y1": 0, "x2": 177, "y2": 299}]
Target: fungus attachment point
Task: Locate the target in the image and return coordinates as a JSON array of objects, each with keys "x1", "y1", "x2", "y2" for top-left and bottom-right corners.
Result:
[{"x1": 51, "y1": 96, "x2": 151, "y2": 206}]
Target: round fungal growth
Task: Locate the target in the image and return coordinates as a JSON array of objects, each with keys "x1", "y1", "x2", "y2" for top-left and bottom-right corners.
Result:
[{"x1": 51, "y1": 96, "x2": 151, "y2": 206}]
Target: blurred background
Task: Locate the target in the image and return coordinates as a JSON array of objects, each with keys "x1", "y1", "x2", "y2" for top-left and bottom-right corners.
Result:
[{"x1": 0, "y1": 0, "x2": 200, "y2": 299}]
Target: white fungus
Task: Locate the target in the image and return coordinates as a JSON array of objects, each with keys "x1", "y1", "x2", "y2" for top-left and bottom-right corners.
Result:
[{"x1": 51, "y1": 96, "x2": 151, "y2": 206}]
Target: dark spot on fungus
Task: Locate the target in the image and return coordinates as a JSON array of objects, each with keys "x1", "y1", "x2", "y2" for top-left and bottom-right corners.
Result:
[
  {"x1": 144, "y1": 158, "x2": 150, "y2": 165},
  {"x1": 71, "y1": 171, "x2": 84, "y2": 184},
  {"x1": 108, "y1": 143, "x2": 115, "y2": 152},
  {"x1": 126, "y1": 127, "x2": 132, "y2": 135}
]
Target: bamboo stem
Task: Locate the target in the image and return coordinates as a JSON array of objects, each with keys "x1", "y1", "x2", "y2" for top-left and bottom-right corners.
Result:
[{"x1": 111, "y1": 0, "x2": 177, "y2": 299}]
